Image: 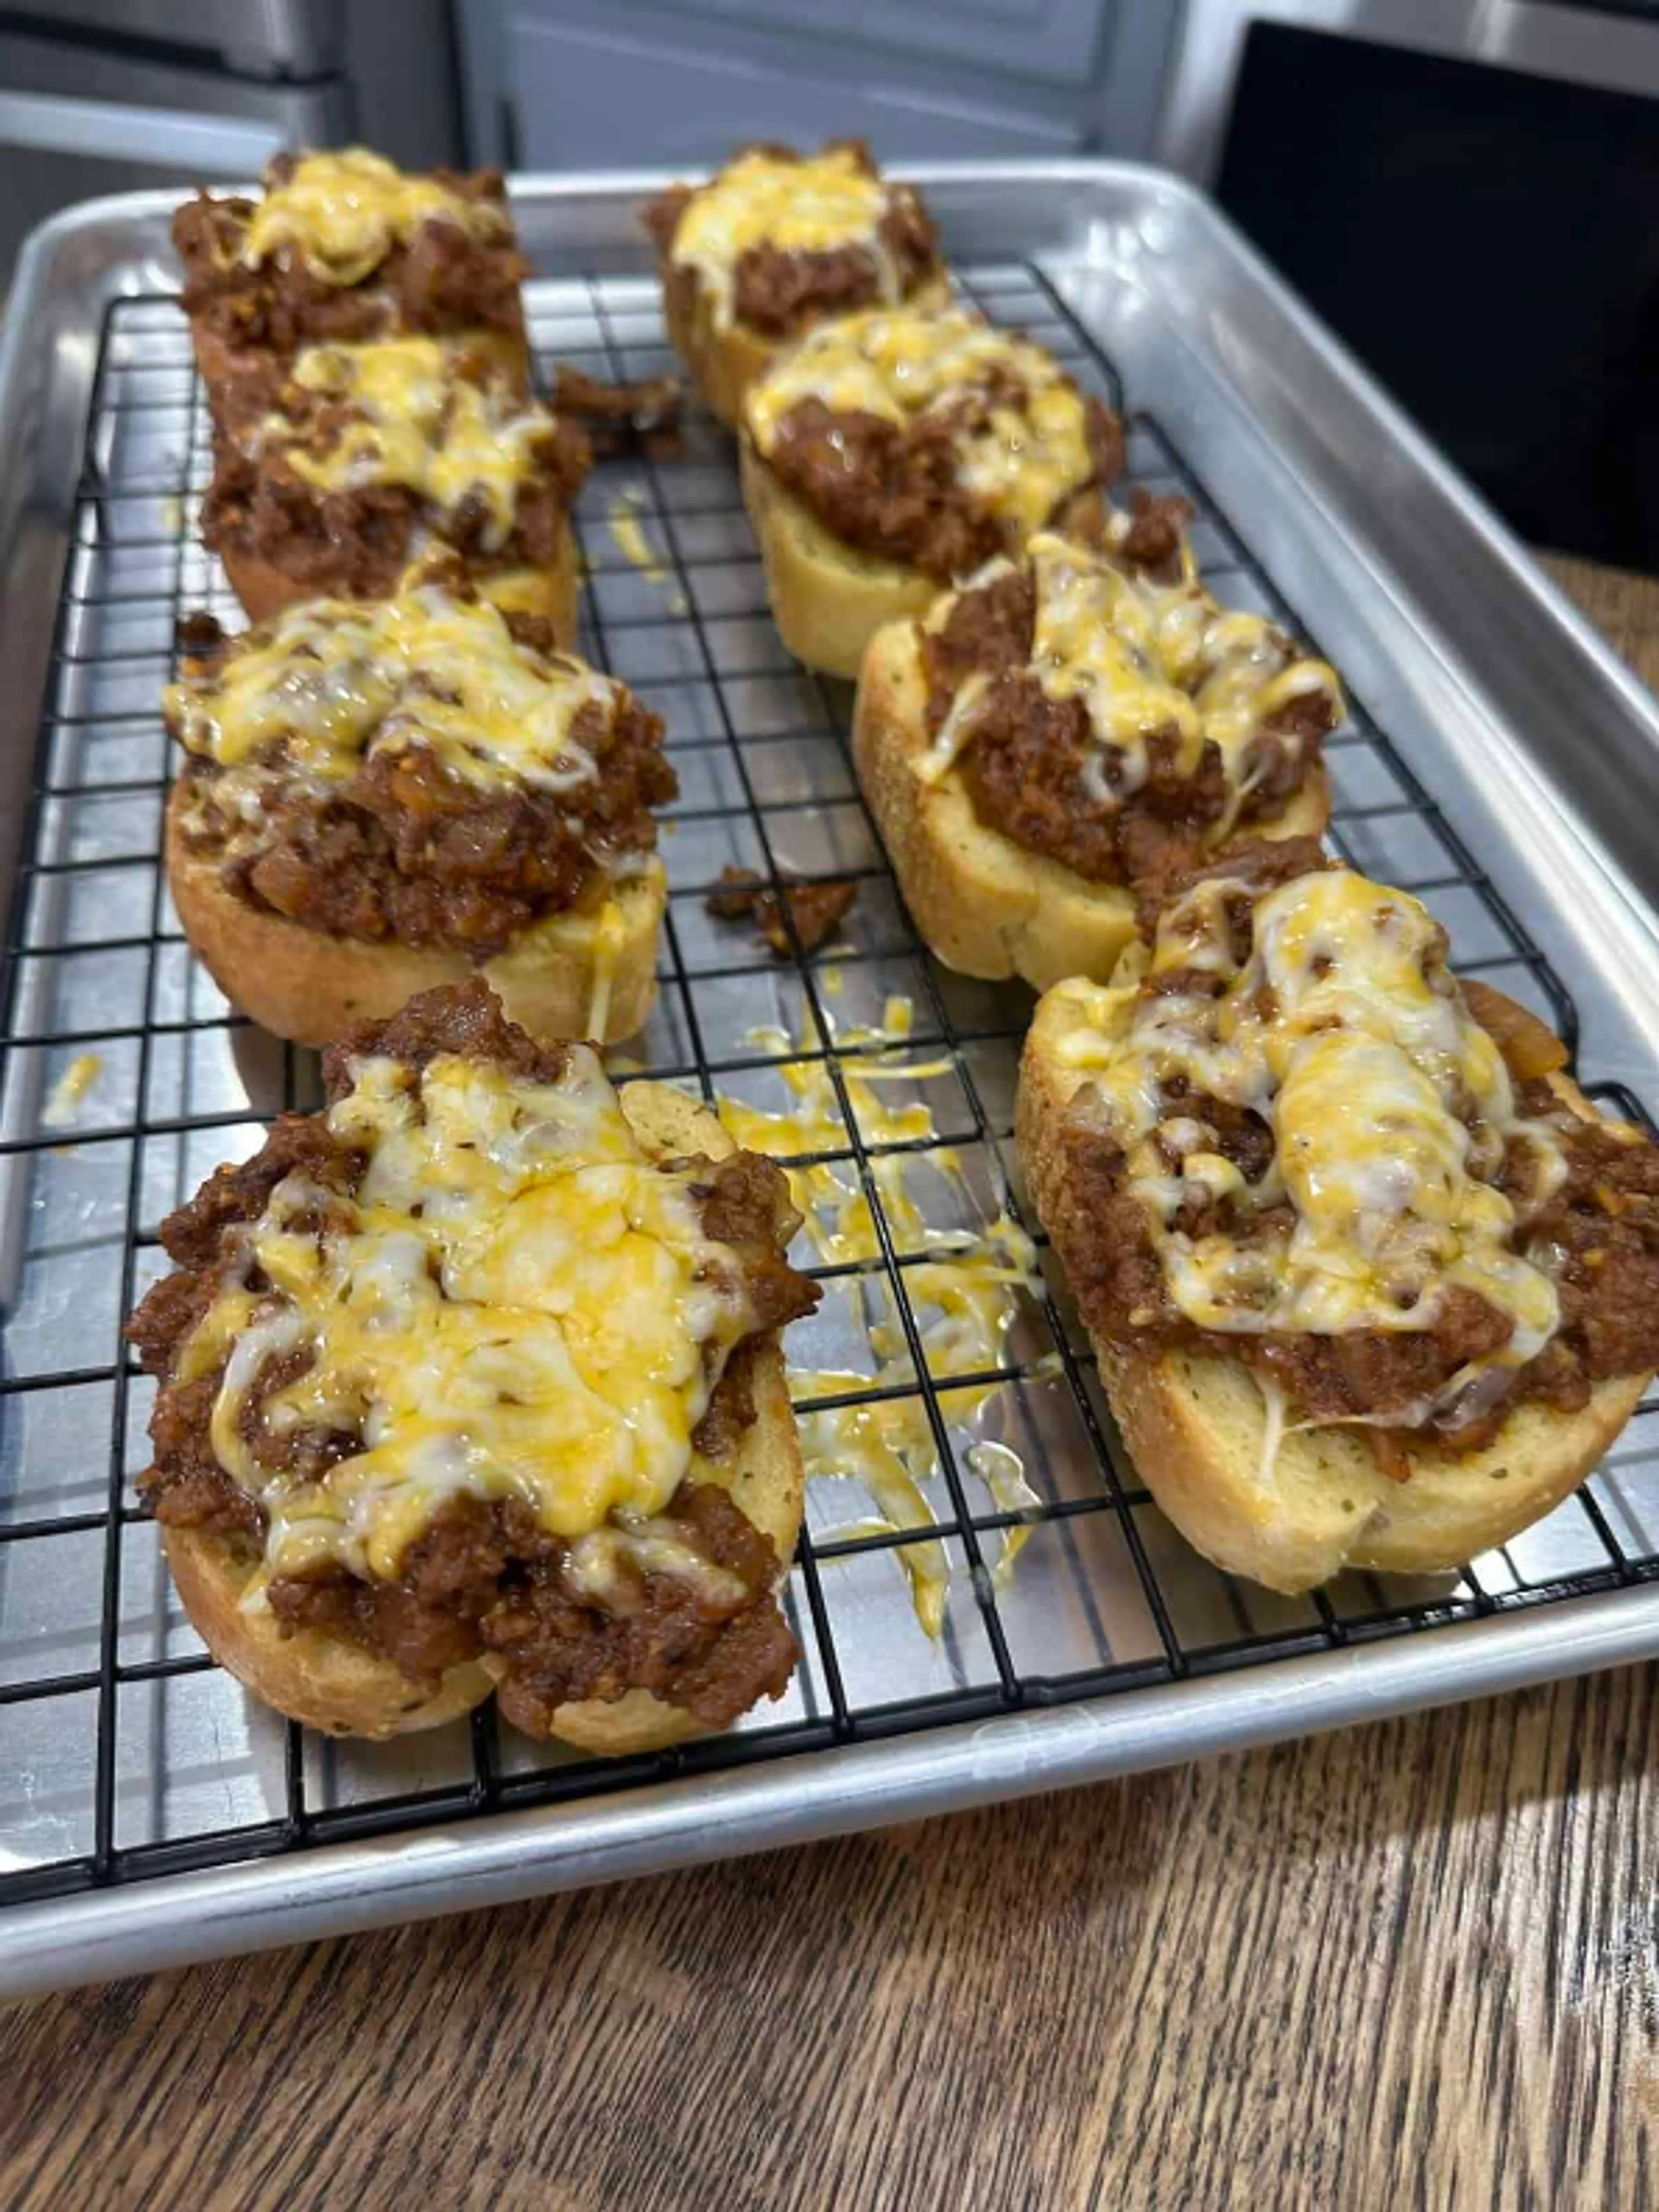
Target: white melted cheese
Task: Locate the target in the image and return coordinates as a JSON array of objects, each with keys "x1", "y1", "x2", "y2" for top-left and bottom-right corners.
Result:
[
  {"x1": 179, "y1": 1049, "x2": 757, "y2": 1582},
  {"x1": 165, "y1": 583, "x2": 617, "y2": 803},
  {"x1": 1067, "y1": 868, "x2": 1568, "y2": 1421},
  {"x1": 259, "y1": 335, "x2": 553, "y2": 550},
  {"x1": 671, "y1": 146, "x2": 898, "y2": 331},
  {"x1": 745, "y1": 308, "x2": 1094, "y2": 542},
  {"x1": 238, "y1": 148, "x2": 510, "y2": 286},
  {"x1": 916, "y1": 534, "x2": 1341, "y2": 818}
]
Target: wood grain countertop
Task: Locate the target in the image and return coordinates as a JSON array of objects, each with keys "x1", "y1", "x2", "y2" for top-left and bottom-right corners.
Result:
[{"x1": 3, "y1": 555, "x2": 1657, "y2": 2212}]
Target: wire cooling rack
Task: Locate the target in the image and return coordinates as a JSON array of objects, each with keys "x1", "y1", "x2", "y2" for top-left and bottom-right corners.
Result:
[{"x1": 0, "y1": 264, "x2": 1655, "y2": 1914}]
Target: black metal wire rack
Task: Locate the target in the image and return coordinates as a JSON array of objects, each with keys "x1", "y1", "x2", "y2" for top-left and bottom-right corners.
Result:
[{"x1": 0, "y1": 264, "x2": 1655, "y2": 1913}]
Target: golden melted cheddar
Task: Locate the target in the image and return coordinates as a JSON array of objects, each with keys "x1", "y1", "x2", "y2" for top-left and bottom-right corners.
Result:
[
  {"x1": 1058, "y1": 867, "x2": 1568, "y2": 1424},
  {"x1": 238, "y1": 148, "x2": 511, "y2": 286},
  {"x1": 165, "y1": 585, "x2": 617, "y2": 803},
  {"x1": 718, "y1": 995, "x2": 1042, "y2": 1634},
  {"x1": 261, "y1": 336, "x2": 550, "y2": 548},
  {"x1": 672, "y1": 146, "x2": 897, "y2": 331},
  {"x1": 178, "y1": 1048, "x2": 757, "y2": 1583},
  {"x1": 745, "y1": 308, "x2": 1094, "y2": 541},
  {"x1": 918, "y1": 534, "x2": 1342, "y2": 822}
]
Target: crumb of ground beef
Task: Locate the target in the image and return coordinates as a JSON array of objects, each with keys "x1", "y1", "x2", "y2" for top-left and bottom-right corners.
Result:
[{"x1": 705, "y1": 866, "x2": 858, "y2": 955}]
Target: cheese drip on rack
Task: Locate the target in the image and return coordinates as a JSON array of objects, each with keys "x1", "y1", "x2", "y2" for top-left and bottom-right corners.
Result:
[
  {"x1": 238, "y1": 149, "x2": 511, "y2": 286},
  {"x1": 263, "y1": 336, "x2": 550, "y2": 548},
  {"x1": 746, "y1": 308, "x2": 1093, "y2": 540},
  {"x1": 672, "y1": 147, "x2": 898, "y2": 331},
  {"x1": 165, "y1": 585, "x2": 616, "y2": 803},
  {"x1": 1059, "y1": 868, "x2": 1568, "y2": 1426},
  {"x1": 177, "y1": 1047, "x2": 756, "y2": 1585},
  {"x1": 918, "y1": 533, "x2": 1342, "y2": 820},
  {"x1": 718, "y1": 997, "x2": 1044, "y2": 1634}
]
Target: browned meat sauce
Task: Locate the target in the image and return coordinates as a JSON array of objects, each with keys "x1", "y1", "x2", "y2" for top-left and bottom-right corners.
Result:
[
  {"x1": 173, "y1": 160, "x2": 530, "y2": 358},
  {"x1": 170, "y1": 610, "x2": 676, "y2": 960},
  {"x1": 705, "y1": 866, "x2": 859, "y2": 956},
  {"x1": 919, "y1": 547, "x2": 1328, "y2": 888},
  {"x1": 1047, "y1": 844, "x2": 1659, "y2": 1471},
  {"x1": 551, "y1": 365, "x2": 684, "y2": 460},
  {"x1": 198, "y1": 344, "x2": 591, "y2": 605},
  {"x1": 127, "y1": 982, "x2": 821, "y2": 1730},
  {"x1": 764, "y1": 382, "x2": 1123, "y2": 584},
  {"x1": 642, "y1": 138, "x2": 940, "y2": 341}
]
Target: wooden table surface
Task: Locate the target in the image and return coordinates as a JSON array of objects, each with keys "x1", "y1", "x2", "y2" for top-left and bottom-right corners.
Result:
[{"x1": 3, "y1": 556, "x2": 1658, "y2": 2212}]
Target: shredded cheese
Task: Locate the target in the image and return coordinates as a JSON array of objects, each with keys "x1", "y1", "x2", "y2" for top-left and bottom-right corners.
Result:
[
  {"x1": 165, "y1": 583, "x2": 617, "y2": 803},
  {"x1": 1065, "y1": 867, "x2": 1569, "y2": 1427},
  {"x1": 238, "y1": 149, "x2": 510, "y2": 286},
  {"x1": 260, "y1": 336, "x2": 551, "y2": 549},
  {"x1": 41, "y1": 1053, "x2": 102, "y2": 1131},
  {"x1": 717, "y1": 997, "x2": 1043, "y2": 1634},
  {"x1": 181, "y1": 1046, "x2": 758, "y2": 1584},
  {"x1": 671, "y1": 147, "x2": 897, "y2": 331},
  {"x1": 745, "y1": 308, "x2": 1094, "y2": 542},
  {"x1": 607, "y1": 491, "x2": 667, "y2": 584}
]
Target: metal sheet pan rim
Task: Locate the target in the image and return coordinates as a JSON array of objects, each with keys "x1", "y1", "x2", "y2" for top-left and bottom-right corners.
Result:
[{"x1": 0, "y1": 1583, "x2": 1655, "y2": 1999}]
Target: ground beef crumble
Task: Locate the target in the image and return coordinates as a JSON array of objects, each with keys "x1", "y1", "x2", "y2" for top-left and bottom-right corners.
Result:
[
  {"x1": 706, "y1": 866, "x2": 859, "y2": 956},
  {"x1": 920, "y1": 555, "x2": 1329, "y2": 889},
  {"x1": 643, "y1": 139, "x2": 941, "y2": 341},
  {"x1": 170, "y1": 610, "x2": 676, "y2": 959},
  {"x1": 1044, "y1": 845, "x2": 1659, "y2": 1469},
  {"x1": 127, "y1": 982, "x2": 821, "y2": 1731},
  {"x1": 173, "y1": 161, "x2": 530, "y2": 359}
]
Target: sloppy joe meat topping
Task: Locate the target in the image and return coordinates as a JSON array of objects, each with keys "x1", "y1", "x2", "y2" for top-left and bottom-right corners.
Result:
[
  {"x1": 165, "y1": 589, "x2": 676, "y2": 957},
  {"x1": 916, "y1": 527, "x2": 1340, "y2": 884},
  {"x1": 1047, "y1": 847, "x2": 1659, "y2": 1459},
  {"x1": 745, "y1": 306, "x2": 1122, "y2": 581},
  {"x1": 128, "y1": 982, "x2": 821, "y2": 1726},
  {"x1": 647, "y1": 140, "x2": 938, "y2": 336}
]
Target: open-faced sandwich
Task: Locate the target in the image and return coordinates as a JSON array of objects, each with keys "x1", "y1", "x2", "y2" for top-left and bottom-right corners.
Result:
[
  {"x1": 1019, "y1": 839, "x2": 1659, "y2": 1593},
  {"x1": 163, "y1": 579, "x2": 674, "y2": 1046},
  {"x1": 644, "y1": 139, "x2": 948, "y2": 427},
  {"x1": 174, "y1": 147, "x2": 530, "y2": 401},
  {"x1": 128, "y1": 981, "x2": 820, "y2": 1746},
  {"x1": 200, "y1": 333, "x2": 588, "y2": 631},
  {"x1": 853, "y1": 504, "x2": 1338, "y2": 991},
  {"x1": 741, "y1": 304, "x2": 1124, "y2": 678}
]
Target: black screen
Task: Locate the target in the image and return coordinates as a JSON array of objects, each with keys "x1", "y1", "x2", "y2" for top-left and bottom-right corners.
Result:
[{"x1": 1216, "y1": 23, "x2": 1659, "y2": 573}]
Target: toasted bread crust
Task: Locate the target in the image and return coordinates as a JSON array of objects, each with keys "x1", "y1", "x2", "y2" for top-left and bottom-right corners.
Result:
[
  {"x1": 165, "y1": 788, "x2": 665, "y2": 1047},
  {"x1": 664, "y1": 264, "x2": 952, "y2": 428},
  {"x1": 740, "y1": 444, "x2": 940, "y2": 677},
  {"x1": 216, "y1": 522, "x2": 580, "y2": 647},
  {"x1": 162, "y1": 1084, "x2": 807, "y2": 1747},
  {"x1": 853, "y1": 616, "x2": 1332, "y2": 992},
  {"x1": 162, "y1": 1524, "x2": 495, "y2": 1739},
  {"x1": 1018, "y1": 977, "x2": 1654, "y2": 1592}
]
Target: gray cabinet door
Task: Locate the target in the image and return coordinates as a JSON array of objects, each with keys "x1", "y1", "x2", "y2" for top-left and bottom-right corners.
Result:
[
  {"x1": 664, "y1": 0, "x2": 1114, "y2": 90},
  {"x1": 465, "y1": 1, "x2": 1119, "y2": 171}
]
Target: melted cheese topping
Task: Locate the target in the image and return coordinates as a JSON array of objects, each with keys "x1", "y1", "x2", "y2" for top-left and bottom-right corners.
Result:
[
  {"x1": 917, "y1": 534, "x2": 1341, "y2": 820},
  {"x1": 238, "y1": 149, "x2": 510, "y2": 286},
  {"x1": 718, "y1": 997, "x2": 1043, "y2": 1634},
  {"x1": 746, "y1": 308, "x2": 1093, "y2": 541},
  {"x1": 1063, "y1": 868, "x2": 1568, "y2": 1425},
  {"x1": 179, "y1": 1049, "x2": 757, "y2": 1582},
  {"x1": 165, "y1": 585, "x2": 617, "y2": 803},
  {"x1": 672, "y1": 147, "x2": 897, "y2": 331},
  {"x1": 263, "y1": 337, "x2": 551, "y2": 549}
]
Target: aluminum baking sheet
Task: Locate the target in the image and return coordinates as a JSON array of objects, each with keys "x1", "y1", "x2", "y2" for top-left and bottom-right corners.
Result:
[{"x1": 0, "y1": 164, "x2": 1655, "y2": 1999}]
